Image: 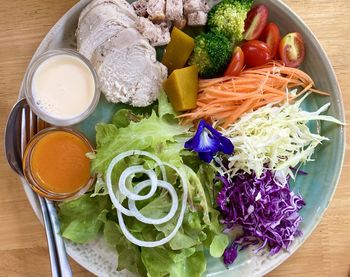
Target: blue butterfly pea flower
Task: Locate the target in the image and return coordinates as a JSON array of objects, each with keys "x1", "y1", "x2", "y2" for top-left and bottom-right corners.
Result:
[{"x1": 184, "y1": 120, "x2": 234, "y2": 163}]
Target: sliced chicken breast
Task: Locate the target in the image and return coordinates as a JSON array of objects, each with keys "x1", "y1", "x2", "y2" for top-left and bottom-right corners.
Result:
[
  {"x1": 91, "y1": 28, "x2": 167, "y2": 106},
  {"x1": 77, "y1": 0, "x2": 137, "y2": 59},
  {"x1": 77, "y1": 0, "x2": 167, "y2": 107}
]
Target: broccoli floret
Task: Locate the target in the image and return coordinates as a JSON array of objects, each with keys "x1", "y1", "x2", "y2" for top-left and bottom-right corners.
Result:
[
  {"x1": 207, "y1": 0, "x2": 253, "y2": 43},
  {"x1": 188, "y1": 32, "x2": 232, "y2": 78}
]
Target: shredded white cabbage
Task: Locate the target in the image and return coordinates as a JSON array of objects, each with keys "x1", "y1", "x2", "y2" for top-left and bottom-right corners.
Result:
[{"x1": 222, "y1": 93, "x2": 343, "y2": 178}]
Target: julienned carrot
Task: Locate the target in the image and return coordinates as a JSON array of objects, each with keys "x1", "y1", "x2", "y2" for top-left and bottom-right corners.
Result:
[{"x1": 179, "y1": 62, "x2": 328, "y2": 128}]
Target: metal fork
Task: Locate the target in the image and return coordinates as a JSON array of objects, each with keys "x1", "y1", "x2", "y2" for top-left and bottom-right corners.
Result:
[{"x1": 6, "y1": 99, "x2": 73, "y2": 277}]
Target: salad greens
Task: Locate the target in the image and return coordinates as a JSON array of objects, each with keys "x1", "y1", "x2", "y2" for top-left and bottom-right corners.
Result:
[
  {"x1": 58, "y1": 92, "x2": 228, "y2": 277},
  {"x1": 58, "y1": 194, "x2": 110, "y2": 244}
]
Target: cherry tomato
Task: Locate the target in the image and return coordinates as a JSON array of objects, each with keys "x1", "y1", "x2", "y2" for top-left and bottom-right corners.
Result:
[
  {"x1": 224, "y1": 46, "x2": 245, "y2": 76},
  {"x1": 279, "y1": 32, "x2": 305, "y2": 67},
  {"x1": 260, "y1": 22, "x2": 281, "y2": 59},
  {"x1": 241, "y1": 40, "x2": 271, "y2": 67},
  {"x1": 244, "y1": 5, "x2": 269, "y2": 40}
]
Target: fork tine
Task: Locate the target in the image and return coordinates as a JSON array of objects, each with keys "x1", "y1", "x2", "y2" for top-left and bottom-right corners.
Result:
[
  {"x1": 44, "y1": 121, "x2": 51, "y2": 129},
  {"x1": 26, "y1": 109, "x2": 61, "y2": 277},
  {"x1": 29, "y1": 110, "x2": 37, "y2": 139},
  {"x1": 20, "y1": 106, "x2": 27, "y2": 158},
  {"x1": 37, "y1": 117, "x2": 47, "y2": 132},
  {"x1": 35, "y1": 116, "x2": 72, "y2": 276},
  {"x1": 25, "y1": 105, "x2": 32, "y2": 145},
  {"x1": 37, "y1": 115, "x2": 41, "y2": 133}
]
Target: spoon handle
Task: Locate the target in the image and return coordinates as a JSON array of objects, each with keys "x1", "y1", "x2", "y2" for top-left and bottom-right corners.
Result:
[
  {"x1": 46, "y1": 199, "x2": 73, "y2": 277},
  {"x1": 38, "y1": 196, "x2": 60, "y2": 277},
  {"x1": 6, "y1": 98, "x2": 73, "y2": 276}
]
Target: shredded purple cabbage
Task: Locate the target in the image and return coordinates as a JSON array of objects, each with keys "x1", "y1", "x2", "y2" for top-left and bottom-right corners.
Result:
[
  {"x1": 217, "y1": 170, "x2": 305, "y2": 265},
  {"x1": 223, "y1": 242, "x2": 238, "y2": 265}
]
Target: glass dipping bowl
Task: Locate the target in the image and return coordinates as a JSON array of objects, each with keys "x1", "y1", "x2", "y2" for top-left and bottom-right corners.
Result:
[
  {"x1": 23, "y1": 127, "x2": 95, "y2": 201},
  {"x1": 24, "y1": 49, "x2": 100, "y2": 126}
]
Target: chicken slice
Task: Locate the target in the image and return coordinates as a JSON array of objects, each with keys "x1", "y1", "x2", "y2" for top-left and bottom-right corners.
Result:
[
  {"x1": 147, "y1": 0, "x2": 166, "y2": 21},
  {"x1": 77, "y1": 0, "x2": 137, "y2": 59},
  {"x1": 183, "y1": 0, "x2": 209, "y2": 16},
  {"x1": 132, "y1": 0, "x2": 149, "y2": 17},
  {"x1": 79, "y1": 0, "x2": 137, "y2": 22},
  {"x1": 135, "y1": 17, "x2": 170, "y2": 46},
  {"x1": 187, "y1": 11, "x2": 208, "y2": 26},
  {"x1": 174, "y1": 18, "x2": 187, "y2": 29},
  {"x1": 91, "y1": 28, "x2": 167, "y2": 107},
  {"x1": 166, "y1": 0, "x2": 183, "y2": 21}
]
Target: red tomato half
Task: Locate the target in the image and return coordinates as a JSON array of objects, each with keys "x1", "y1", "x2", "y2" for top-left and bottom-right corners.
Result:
[
  {"x1": 241, "y1": 40, "x2": 271, "y2": 67},
  {"x1": 244, "y1": 5, "x2": 269, "y2": 40},
  {"x1": 279, "y1": 32, "x2": 305, "y2": 67},
  {"x1": 224, "y1": 46, "x2": 245, "y2": 76},
  {"x1": 260, "y1": 22, "x2": 281, "y2": 59}
]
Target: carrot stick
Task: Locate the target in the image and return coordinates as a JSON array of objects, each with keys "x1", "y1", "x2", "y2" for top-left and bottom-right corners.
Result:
[{"x1": 180, "y1": 62, "x2": 329, "y2": 127}]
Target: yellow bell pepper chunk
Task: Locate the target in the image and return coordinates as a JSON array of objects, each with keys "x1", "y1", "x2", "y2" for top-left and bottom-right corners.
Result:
[
  {"x1": 163, "y1": 65, "x2": 198, "y2": 112},
  {"x1": 162, "y1": 27, "x2": 195, "y2": 73}
]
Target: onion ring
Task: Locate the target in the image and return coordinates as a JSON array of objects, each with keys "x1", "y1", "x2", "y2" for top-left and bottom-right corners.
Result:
[{"x1": 106, "y1": 150, "x2": 188, "y2": 247}]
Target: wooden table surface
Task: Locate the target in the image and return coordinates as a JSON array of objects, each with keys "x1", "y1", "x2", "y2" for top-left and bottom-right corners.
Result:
[{"x1": 0, "y1": 0, "x2": 349, "y2": 276}]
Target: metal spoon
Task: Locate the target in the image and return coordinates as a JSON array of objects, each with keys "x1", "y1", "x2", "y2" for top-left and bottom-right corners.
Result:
[
  {"x1": 4, "y1": 98, "x2": 72, "y2": 277},
  {"x1": 5, "y1": 98, "x2": 27, "y2": 176}
]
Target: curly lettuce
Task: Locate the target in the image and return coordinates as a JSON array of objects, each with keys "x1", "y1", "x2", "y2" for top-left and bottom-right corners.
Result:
[{"x1": 58, "y1": 92, "x2": 228, "y2": 277}]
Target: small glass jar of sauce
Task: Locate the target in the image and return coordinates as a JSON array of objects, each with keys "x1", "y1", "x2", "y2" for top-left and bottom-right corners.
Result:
[
  {"x1": 23, "y1": 127, "x2": 95, "y2": 200},
  {"x1": 24, "y1": 49, "x2": 100, "y2": 126}
]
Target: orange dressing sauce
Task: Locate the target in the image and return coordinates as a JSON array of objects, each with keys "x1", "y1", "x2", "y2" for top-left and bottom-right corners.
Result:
[{"x1": 30, "y1": 130, "x2": 92, "y2": 194}]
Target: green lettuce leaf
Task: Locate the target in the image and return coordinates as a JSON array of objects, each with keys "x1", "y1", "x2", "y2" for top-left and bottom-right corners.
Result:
[
  {"x1": 158, "y1": 89, "x2": 177, "y2": 118},
  {"x1": 95, "y1": 124, "x2": 118, "y2": 148},
  {"x1": 210, "y1": 234, "x2": 229, "y2": 258},
  {"x1": 141, "y1": 247, "x2": 206, "y2": 277},
  {"x1": 183, "y1": 165, "x2": 210, "y2": 225},
  {"x1": 58, "y1": 92, "x2": 229, "y2": 277},
  {"x1": 90, "y1": 91, "x2": 191, "y2": 196},
  {"x1": 91, "y1": 174, "x2": 109, "y2": 197},
  {"x1": 58, "y1": 194, "x2": 110, "y2": 243},
  {"x1": 91, "y1": 111, "x2": 190, "y2": 174},
  {"x1": 104, "y1": 220, "x2": 147, "y2": 277},
  {"x1": 155, "y1": 210, "x2": 206, "y2": 251},
  {"x1": 111, "y1": 109, "x2": 143, "y2": 128}
]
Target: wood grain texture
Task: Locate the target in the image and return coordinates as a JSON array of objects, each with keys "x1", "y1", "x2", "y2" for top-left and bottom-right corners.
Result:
[{"x1": 0, "y1": 0, "x2": 349, "y2": 276}]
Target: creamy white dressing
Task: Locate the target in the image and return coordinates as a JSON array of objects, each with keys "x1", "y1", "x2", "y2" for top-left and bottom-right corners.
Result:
[{"x1": 32, "y1": 54, "x2": 95, "y2": 120}]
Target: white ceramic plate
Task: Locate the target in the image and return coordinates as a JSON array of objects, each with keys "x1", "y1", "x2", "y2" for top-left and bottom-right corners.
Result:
[{"x1": 18, "y1": 1, "x2": 345, "y2": 276}]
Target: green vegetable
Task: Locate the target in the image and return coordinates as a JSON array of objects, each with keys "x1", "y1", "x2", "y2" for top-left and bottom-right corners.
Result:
[
  {"x1": 111, "y1": 109, "x2": 143, "y2": 128},
  {"x1": 58, "y1": 92, "x2": 229, "y2": 277},
  {"x1": 141, "y1": 247, "x2": 206, "y2": 277},
  {"x1": 58, "y1": 194, "x2": 110, "y2": 243},
  {"x1": 104, "y1": 220, "x2": 147, "y2": 276},
  {"x1": 210, "y1": 234, "x2": 230, "y2": 258},
  {"x1": 207, "y1": 0, "x2": 253, "y2": 43},
  {"x1": 91, "y1": 93, "x2": 189, "y2": 175},
  {"x1": 188, "y1": 32, "x2": 232, "y2": 78}
]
